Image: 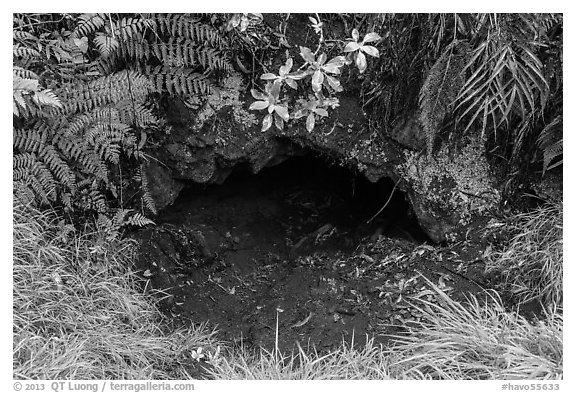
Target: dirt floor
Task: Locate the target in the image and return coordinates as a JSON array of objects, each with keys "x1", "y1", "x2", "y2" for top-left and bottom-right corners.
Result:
[{"x1": 146, "y1": 155, "x2": 490, "y2": 354}]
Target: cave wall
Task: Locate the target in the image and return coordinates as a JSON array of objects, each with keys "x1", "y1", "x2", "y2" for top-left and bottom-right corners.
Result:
[{"x1": 145, "y1": 72, "x2": 500, "y2": 243}]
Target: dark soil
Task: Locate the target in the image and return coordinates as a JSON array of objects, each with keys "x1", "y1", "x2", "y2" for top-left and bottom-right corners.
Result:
[{"x1": 146, "y1": 154, "x2": 490, "y2": 354}]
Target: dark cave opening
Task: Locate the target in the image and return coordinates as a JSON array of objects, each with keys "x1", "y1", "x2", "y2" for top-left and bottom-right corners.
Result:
[
  {"x1": 151, "y1": 152, "x2": 439, "y2": 352},
  {"x1": 159, "y1": 152, "x2": 430, "y2": 258}
]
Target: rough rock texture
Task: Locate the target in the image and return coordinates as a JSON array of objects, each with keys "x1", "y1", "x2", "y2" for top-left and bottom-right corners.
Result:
[
  {"x1": 143, "y1": 160, "x2": 185, "y2": 211},
  {"x1": 147, "y1": 73, "x2": 500, "y2": 243}
]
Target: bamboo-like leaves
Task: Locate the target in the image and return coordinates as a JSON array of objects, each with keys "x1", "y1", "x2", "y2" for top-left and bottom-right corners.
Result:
[{"x1": 456, "y1": 37, "x2": 549, "y2": 139}]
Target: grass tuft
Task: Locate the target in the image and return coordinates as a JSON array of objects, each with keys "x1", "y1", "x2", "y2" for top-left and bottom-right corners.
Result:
[
  {"x1": 485, "y1": 202, "x2": 563, "y2": 308},
  {"x1": 13, "y1": 199, "x2": 219, "y2": 379},
  {"x1": 206, "y1": 337, "x2": 395, "y2": 379},
  {"x1": 387, "y1": 278, "x2": 563, "y2": 380}
]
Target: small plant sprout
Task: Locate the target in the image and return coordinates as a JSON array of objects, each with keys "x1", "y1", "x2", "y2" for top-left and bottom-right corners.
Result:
[
  {"x1": 294, "y1": 96, "x2": 330, "y2": 132},
  {"x1": 206, "y1": 345, "x2": 221, "y2": 363},
  {"x1": 309, "y1": 16, "x2": 323, "y2": 36},
  {"x1": 260, "y1": 58, "x2": 305, "y2": 90},
  {"x1": 299, "y1": 46, "x2": 346, "y2": 93},
  {"x1": 249, "y1": 82, "x2": 290, "y2": 131},
  {"x1": 344, "y1": 29, "x2": 381, "y2": 73},
  {"x1": 191, "y1": 347, "x2": 205, "y2": 361}
]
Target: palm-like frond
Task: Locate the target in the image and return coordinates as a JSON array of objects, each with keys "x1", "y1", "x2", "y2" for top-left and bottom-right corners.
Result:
[{"x1": 455, "y1": 36, "x2": 549, "y2": 138}]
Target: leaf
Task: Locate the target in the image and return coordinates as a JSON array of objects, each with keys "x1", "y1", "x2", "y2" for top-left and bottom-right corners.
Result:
[
  {"x1": 306, "y1": 113, "x2": 315, "y2": 132},
  {"x1": 324, "y1": 74, "x2": 342, "y2": 92},
  {"x1": 317, "y1": 53, "x2": 327, "y2": 66},
  {"x1": 251, "y1": 89, "x2": 267, "y2": 100},
  {"x1": 355, "y1": 51, "x2": 367, "y2": 73},
  {"x1": 309, "y1": 16, "x2": 318, "y2": 25},
  {"x1": 300, "y1": 46, "x2": 315, "y2": 63},
  {"x1": 352, "y1": 28, "x2": 359, "y2": 42},
  {"x1": 73, "y1": 37, "x2": 89, "y2": 53},
  {"x1": 262, "y1": 113, "x2": 273, "y2": 132},
  {"x1": 314, "y1": 108, "x2": 329, "y2": 117},
  {"x1": 311, "y1": 70, "x2": 324, "y2": 92},
  {"x1": 250, "y1": 101, "x2": 269, "y2": 111},
  {"x1": 285, "y1": 78, "x2": 298, "y2": 89},
  {"x1": 287, "y1": 71, "x2": 307, "y2": 80},
  {"x1": 361, "y1": 45, "x2": 379, "y2": 58},
  {"x1": 293, "y1": 109, "x2": 306, "y2": 119},
  {"x1": 279, "y1": 58, "x2": 293, "y2": 75},
  {"x1": 268, "y1": 81, "x2": 281, "y2": 99},
  {"x1": 362, "y1": 32, "x2": 381, "y2": 44},
  {"x1": 261, "y1": 73, "x2": 277, "y2": 80},
  {"x1": 325, "y1": 55, "x2": 346, "y2": 67},
  {"x1": 33, "y1": 89, "x2": 63, "y2": 108},
  {"x1": 322, "y1": 57, "x2": 345, "y2": 74},
  {"x1": 274, "y1": 105, "x2": 289, "y2": 121},
  {"x1": 274, "y1": 112, "x2": 284, "y2": 130},
  {"x1": 344, "y1": 42, "x2": 361, "y2": 53},
  {"x1": 240, "y1": 18, "x2": 249, "y2": 32}
]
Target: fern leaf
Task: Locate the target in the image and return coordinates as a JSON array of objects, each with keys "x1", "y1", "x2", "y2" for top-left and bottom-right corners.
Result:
[
  {"x1": 116, "y1": 100, "x2": 159, "y2": 127},
  {"x1": 13, "y1": 30, "x2": 36, "y2": 42},
  {"x1": 13, "y1": 127, "x2": 48, "y2": 152},
  {"x1": 13, "y1": 152, "x2": 57, "y2": 205},
  {"x1": 113, "y1": 17, "x2": 155, "y2": 42},
  {"x1": 13, "y1": 66, "x2": 39, "y2": 80},
  {"x1": 419, "y1": 41, "x2": 470, "y2": 154},
  {"x1": 31, "y1": 89, "x2": 63, "y2": 109},
  {"x1": 74, "y1": 13, "x2": 106, "y2": 37},
  {"x1": 94, "y1": 33, "x2": 119, "y2": 58},
  {"x1": 37, "y1": 144, "x2": 76, "y2": 190},
  {"x1": 59, "y1": 70, "x2": 153, "y2": 114},
  {"x1": 125, "y1": 212, "x2": 155, "y2": 227},
  {"x1": 537, "y1": 114, "x2": 563, "y2": 174},
  {"x1": 145, "y1": 65, "x2": 211, "y2": 95},
  {"x1": 13, "y1": 43, "x2": 41, "y2": 59},
  {"x1": 138, "y1": 164, "x2": 157, "y2": 215}
]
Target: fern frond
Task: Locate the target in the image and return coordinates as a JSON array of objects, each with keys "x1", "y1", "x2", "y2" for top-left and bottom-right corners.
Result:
[
  {"x1": 59, "y1": 70, "x2": 153, "y2": 114},
  {"x1": 13, "y1": 65, "x2": 39, "y2": 80},
  {"x1": 418, "y1": 41, "x2": 470, "y2": 154},
  {"x1": 37, "y1": 144, "x2": 76, "y2": 190},
  {"x1": 537, "y1": 114, "x2": 563, "y2": 174},
  {"x1": 113, "y1": 17, "x2": 155, "y2": 42},
  {"x1": 542, "y1": 139, "x2": 562, "y2": 172},
  {"x1": 13, "y1": 30, "x2": 36, "y2": 42},
  {"x1": 65, "y1": 107, "x2": 120, "y2": 136},
  {"x1": 14, "y1": 77, "x2": 63, "y2": 117},
  {"x1": 77, "y1": 187, "x2": 108, "y2": 212},
  {"x1": 31, "y1": 89, "x2": 63, "y2": 108},
  {"x1": 154, "y1": 14, "x2": 222, "y2": 47},
  {"x1": 126, "y1": 211, "x2": 155, "y2": 227},
  {"x1": 137, "y1": 164, "x2": 157, "y2": 215},
  {"x1": 74, "y1": 13, "x2": 106, "y2": 37},
  {"x1": 116, "y1": 100, "x2": 159, "y2": 127},
  {"x1": 94, "y1": 33, "x2": 119, "y2": 58},
  {"x1": 13, "y1": 127, "x2": 49, "y2": 152},
  {"x1": 13, "y1": 152, "x2": 58, "y2": 205},
  {"x1": 146, "y1": 38, "x2": 231, "y2": 72},
  {"x1": 145, "y1": 65, "x2": 212, "y2": 95},
  {"x1": 13, "y1": 43, "x2": 41, "y2": 59}
]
